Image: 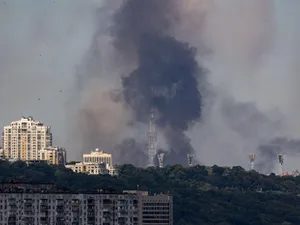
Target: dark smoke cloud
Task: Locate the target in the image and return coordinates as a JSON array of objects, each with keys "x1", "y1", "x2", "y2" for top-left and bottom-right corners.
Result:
[
  {"x1": 221, "y1": 98, "x2": 282, "y2": 141},
  {"x1": 257, "y1": 137, "x2": 300, "y2": 174},
  {"x1": 112, "y1": 0, "x2": 177, "y2": 60},
  {"x1": 114, "y1": 138, "x2": 147, "y2": 167},
  {"x1": 112, "y1": 0, "x2": 204, "y2": 165}
]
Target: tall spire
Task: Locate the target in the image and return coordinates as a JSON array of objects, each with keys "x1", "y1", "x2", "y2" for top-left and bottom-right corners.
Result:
[
  {"x1": 187, "y1": 153, "x2": 193, "y2": 167},
  {"x1": 148, "y1": 108, "x2": 157, "y2": 167},
  {"x1": 278, "y1": 154, "x2": 284, "y2": 176},
  {"x1": 248, "y1": 153, "x2": 256, "y2": 170}
]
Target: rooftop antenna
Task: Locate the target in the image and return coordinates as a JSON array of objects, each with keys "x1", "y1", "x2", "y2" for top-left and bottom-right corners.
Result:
[
  {"x1": 148, "y1": 108, "x2": 157, "y2": 167},
  {"x1": 157, "y1": 152, "x2": 165, "y2": 168},
  {"x1": 187, "y1": 153, "x2": 193, "y2": 167},
  {"x1": 248, "y1": 153, "x2": 256, "y2": 170},
  {"x1": 278, "y1": 154, "x2": 284, "y2": 176}
]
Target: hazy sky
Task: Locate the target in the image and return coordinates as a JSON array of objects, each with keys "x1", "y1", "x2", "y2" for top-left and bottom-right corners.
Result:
[
  {"x1": 1, "y1": 0, "x2": 300, "y2": 173},
  {"x1": 0, "y1": 0, "x2": 104, "y2": 159}
]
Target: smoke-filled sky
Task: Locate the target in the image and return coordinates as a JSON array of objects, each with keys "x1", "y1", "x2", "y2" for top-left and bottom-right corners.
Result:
[{"x1": 1, "y1": 0, "x2": 300, "y2": 173}]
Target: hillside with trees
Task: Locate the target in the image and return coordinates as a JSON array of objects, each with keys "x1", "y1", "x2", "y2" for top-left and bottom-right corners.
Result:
[{"x1": 0, "y1": 160, "x2": 300, "y2": 225}]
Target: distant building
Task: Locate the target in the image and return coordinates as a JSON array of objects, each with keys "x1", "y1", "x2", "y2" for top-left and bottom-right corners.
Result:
[
  {"x1": 0, "y1": 183, "x2": 138, "y2": 225},
  {"x1": 66, "y1": 149, "x2": 116, "y2": 175},
  {"x1": 124, "y1": 190, "x2": 173, "y2": 225},
  {"x1": 83, "y1": 148, "x2": 112, "y2": 166},
  {"x1": 2, "y1": 117, "x2": 52, "y2": 160},
  {"x1": 39, "y1": 146, "x2": 66, "y2": 165},
  {"x1": 0, "y1": 183, "x2": 173, "y2": 225},
  {"x1": 65, "y1": 162, "x2": 117, "y2": 176}
]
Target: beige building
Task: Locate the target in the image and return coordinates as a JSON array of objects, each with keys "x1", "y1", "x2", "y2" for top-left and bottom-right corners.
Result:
[
  {"x1": 2, "y1": 117, "x2": 52, "y2": 160},
  {"x1": 39, "y1": 146, "x2": 67, "y2": 165},
  {"x1": 83, "y1": 148, "x2": 112, "y2": 166},
  {"x1": 66, "y1": 162, "x2": 116, "y2": 175},
  {"x1": 66, "y1": 149, "x2": 116, "y2": 175}
]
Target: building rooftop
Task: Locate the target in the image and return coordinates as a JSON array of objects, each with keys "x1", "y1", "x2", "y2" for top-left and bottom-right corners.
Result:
[
  {"x1": 6, "y1": 117, "x2": 47, "y2": 127},
  {"x1": 83, "y1": 148, "x2": 112, "y2": 157}
]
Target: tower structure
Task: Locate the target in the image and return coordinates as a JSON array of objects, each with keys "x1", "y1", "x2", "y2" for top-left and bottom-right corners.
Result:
[
  {"x1": 157, "y1": 152, "x2": 165, "y2": 168},
  {"x1": 187, "y1": 153, "x2": 193, "y2": 167},
  {"x1": 248, "y1": 153, "x2": 256, "y2": 170},
  {"x1": 278, "y1": 154, "x2": 284, "y2": 176},
  {"x1": 148, "y1": 109, "x2": 157, "y2": 167}
]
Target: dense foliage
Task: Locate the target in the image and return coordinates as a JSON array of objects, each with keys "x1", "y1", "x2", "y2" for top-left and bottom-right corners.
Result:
[{"x1": 1, "y1": 160, "x2": 300, "y2": 225}]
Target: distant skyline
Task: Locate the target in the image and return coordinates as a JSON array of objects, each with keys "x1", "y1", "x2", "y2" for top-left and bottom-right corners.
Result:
[{"x1": 1, "y1": 0, "x2": 300, "y2": 174}]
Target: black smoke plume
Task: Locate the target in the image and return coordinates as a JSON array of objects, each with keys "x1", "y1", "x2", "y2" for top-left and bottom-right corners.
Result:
[
  {"x1": 114, "y1": 138, "x2": 147, "y2": 167},
  {"x1": 112, "y1": 0, "x2": 203, "y2": 165}
]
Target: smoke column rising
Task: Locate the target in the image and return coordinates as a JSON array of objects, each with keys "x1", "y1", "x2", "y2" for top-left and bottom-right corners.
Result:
[
  {"x1": 75, "y1": 0, "x2": 300, "y2": 170},
  {"x1": 2, "y1": 1, "x2": 300, "y2": 170},
  {"x1": 112, "y1": 0, "x2": 204, "y2": 165}
]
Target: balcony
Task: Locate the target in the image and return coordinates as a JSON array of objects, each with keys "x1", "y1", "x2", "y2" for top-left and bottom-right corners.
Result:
[{"x1": 24, "y1": 210, "x2": 34, "y2": 216}]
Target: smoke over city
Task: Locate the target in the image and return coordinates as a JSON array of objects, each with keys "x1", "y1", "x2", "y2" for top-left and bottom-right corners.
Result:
[
  {"x1": 1, "y1": 1, "x2": 300, "y2": 172},
  {"x1": 112, "y1": 0, "x2": 203, "y2": 165},
  {"x1": 68, "y1": 0, "x2": 300, "y2": 170}
]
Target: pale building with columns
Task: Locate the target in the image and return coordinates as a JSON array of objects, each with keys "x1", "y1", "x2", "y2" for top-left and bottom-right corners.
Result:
[{"x1": 66, "y1": 149, "x2": 117, "y2": 175}]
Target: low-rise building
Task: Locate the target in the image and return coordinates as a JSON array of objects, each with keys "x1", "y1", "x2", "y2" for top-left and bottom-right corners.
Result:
[
  {"x1": 65, "y1": 162, "x2": 117, "y2": 176},
  {"x1": 66, "y1": 149, "x2": 116, "y2": 175},
  {"x1": 0, "y1": 183, "x2": 173, "y2": 225}
]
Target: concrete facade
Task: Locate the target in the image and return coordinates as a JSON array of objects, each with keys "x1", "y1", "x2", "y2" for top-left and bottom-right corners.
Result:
[
  {"x1": 124, "y1": 191, "x2": 173, "y2": 225},
  {"x1": 0, "y1": 183, "x2": 138, "y2": 225},
  {"x1": 0, "y1": 184, "x2": 173, "y2": 225}
]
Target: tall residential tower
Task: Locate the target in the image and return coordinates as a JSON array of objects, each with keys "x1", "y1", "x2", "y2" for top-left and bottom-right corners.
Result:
[{"x1": 2, "y1": 117, "x2": 52, "y2": 160}]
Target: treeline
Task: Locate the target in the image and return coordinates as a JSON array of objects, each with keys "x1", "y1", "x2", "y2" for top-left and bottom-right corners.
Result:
[{"x1": 0, "y1": 160, "x2": 300, "y2": 225}]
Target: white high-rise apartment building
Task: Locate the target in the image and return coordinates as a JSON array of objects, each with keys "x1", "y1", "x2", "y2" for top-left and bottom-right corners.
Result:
[{"x1": 2, "y1": 117, "x2": 52, "y2": 160}]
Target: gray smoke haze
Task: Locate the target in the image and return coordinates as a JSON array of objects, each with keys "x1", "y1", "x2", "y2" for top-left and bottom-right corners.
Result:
[
  {"x1": 2, "y1": 1, "x2": 300, "y2": 172},
  {"x1": 0, "y1": 0, "x2": 105, "y2": 159},
  {"x1": 112, "y1": 0, "x2": 205, "y2": 165}
]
